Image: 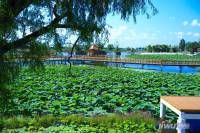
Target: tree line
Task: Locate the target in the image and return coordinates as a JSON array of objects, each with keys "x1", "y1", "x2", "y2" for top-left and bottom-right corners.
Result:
[{"x1": 146, "y1": 39, "x2": 200, "y2": 54}]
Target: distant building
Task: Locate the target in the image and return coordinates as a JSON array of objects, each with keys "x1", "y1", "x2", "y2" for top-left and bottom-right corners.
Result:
[
  {"x1": 88, "y1": 44, "x2": 100, "y2": 56},
  {"x1": 194, "y1": 48, "x2": 200, "y2": 55}
]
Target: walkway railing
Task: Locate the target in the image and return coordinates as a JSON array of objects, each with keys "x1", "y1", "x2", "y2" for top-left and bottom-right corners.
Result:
[
  {"x1": 48, "y1": 55, "x2": 200, "y2": 66},
  {"x1": 2, "y1": 55, "x2": 200, "y2": 66}
]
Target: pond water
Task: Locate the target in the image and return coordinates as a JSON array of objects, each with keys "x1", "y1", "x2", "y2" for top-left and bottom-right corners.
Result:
[
  {"x1": 47, "y1": 52, "x2": 200, "y2": 74},
  {"x1": 123, "y1": 63, "x2": 199, "y2": 74}
]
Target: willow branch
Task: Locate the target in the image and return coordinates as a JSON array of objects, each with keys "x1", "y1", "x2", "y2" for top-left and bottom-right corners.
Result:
[{"x1": 0, "y1": 12, "x2": 68, "y2": 56}]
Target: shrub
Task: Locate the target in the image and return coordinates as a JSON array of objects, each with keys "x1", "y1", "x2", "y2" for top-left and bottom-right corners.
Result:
[{"x1": 36, "y1": 115, "x2": 57, "y2": 128}]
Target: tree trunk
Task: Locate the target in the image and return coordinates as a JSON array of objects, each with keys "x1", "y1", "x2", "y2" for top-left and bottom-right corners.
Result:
[{"x1": 67, "y1": 36, "x2": 80, "y2": 75}]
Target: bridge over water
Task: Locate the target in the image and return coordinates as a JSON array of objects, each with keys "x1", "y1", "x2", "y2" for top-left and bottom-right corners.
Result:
[{"x1": 49, "y1": 56, "x2": 200, "y2": 66}]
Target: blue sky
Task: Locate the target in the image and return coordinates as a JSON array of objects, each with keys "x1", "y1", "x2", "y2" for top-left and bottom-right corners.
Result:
[{"x1": 106, "y1": 0, "x2": 200, "y2": 48}]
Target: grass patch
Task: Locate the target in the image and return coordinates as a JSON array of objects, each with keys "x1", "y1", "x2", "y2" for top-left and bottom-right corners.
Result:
[
  {"x1": 127, "y1": 54, "x2": 200, "y2": 61},
  {"x1": 1, "y1": 113, "x2": 158, "y2": 132}
]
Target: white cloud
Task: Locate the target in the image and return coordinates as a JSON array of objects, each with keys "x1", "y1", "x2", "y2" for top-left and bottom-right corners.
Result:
[
  {"x1": 185, "y1": 32, "x2": 200, "y2": 37},
  {"x1": 142, "y1": 33, "x2": 148, "y2": 39},
  {"x1": 129, "y1": 29, "x2": 137, "y2": 37},
  {"x1": 193, "y1": 32, "x2": 200, "y2": 37},
  {"x1": 109, "y1": 27, "x2": 164, "y2": 47},
  {"x1": 191, "y1": 19, "x2": 200, "y2": 26},
  {"x1": 182, "y1": 19, "x2": 200, "y2": 27},
  {"x1": 109, "y1": 25, "x2": 127, "y2": 40},
  {"x1": 175, "y1": 32, "x2": 184, "y2": 39},
  {"x1": 174, "y1": 31, "x2": 200, "y2": 39},
  {"x1": 119, "y1": 25, "x2": 127, "y2": 31},
  {"x1": 186, "y1": 32, "x2": 192, "y2": 36},
  {"x1": 183, "y1": 21, "x2": 189, "y2": 26}
]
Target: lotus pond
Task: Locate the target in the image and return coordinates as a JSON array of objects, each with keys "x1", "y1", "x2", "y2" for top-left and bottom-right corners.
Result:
[{"x1": 1, "y1": 65, "x2": 200, "y2": 132}]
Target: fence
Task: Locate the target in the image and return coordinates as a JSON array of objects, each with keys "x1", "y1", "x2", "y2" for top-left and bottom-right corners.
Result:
[{"x1": 3, "y1": 55, "x2": 200, "y2": 66}]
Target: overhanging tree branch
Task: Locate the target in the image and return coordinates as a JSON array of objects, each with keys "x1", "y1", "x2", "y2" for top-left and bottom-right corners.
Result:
[
  {"x1": 0, "y1": 0, "x2": 32, "y2": 20},
  {"x1": 67, "y1": 36, "x2": 80, "y2": 75},
  {"x1": 0, "y1": 13, "x2": 68, "y2": 56}
]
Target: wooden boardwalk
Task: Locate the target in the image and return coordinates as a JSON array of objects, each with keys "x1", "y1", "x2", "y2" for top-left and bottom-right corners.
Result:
[{"x1": 49, "y1": 56, "x2": 200, "y2": 66}]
